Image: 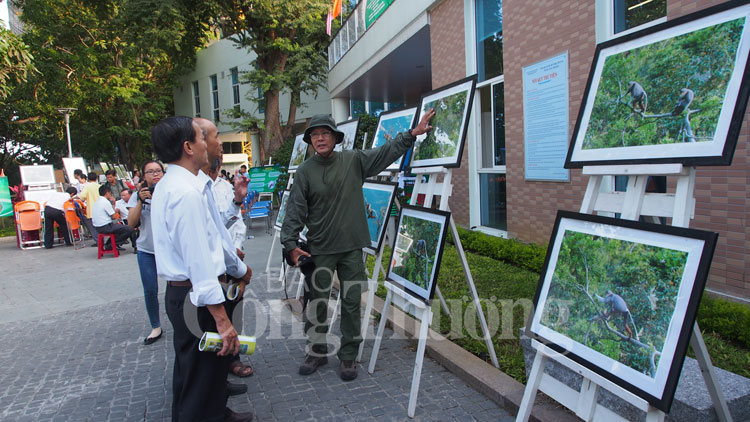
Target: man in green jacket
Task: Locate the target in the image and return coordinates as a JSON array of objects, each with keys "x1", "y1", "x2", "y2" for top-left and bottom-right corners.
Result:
[{"x1": 281, "y1": 110, "x2": 435, "y2": 381}]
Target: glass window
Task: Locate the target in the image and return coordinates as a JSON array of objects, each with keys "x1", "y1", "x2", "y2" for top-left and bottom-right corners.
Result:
[
  {"x1": 210, "y1": 74, "x2": 220, "y2": 122},
  {"x1": 192, "y1": 81, "x2": 200, "y2": 117},
  {"x1": 369, "y1": 101, "x2": 385, "y2": 117},
  {"x1": 479, "y1": 173, "x2": 507, "y2": 231},
  {"x1": 476, "y1": 0, "x2": 503, "y2": 82},
  {"x1": 351, "y1": 100, "x2": 366, "y2": 118},
  {"x1": 492, "y1": 82, "x2": 505, "y2": 166},
  {"x1": 613, "y1": 0, "x2": 666, "y2": 34},
  {"x1": 230, "y1": 67, "x2": 240, "y2": 106},
  {"x1": 388, "y1": 101, "x2": 405, "y2": 110},
  {"x1": 257, "y1": 88, "x2": 264, "y2": 114}
]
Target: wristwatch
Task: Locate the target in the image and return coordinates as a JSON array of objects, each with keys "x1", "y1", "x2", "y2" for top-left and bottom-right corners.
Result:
[{"x1": 234, "y1": 200, "x2": 243, "y2": 206}]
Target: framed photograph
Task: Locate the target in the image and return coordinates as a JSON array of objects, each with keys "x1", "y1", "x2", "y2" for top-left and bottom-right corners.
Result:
[
  {"x1": 527, "y1": 211, "x2": 717, "y2": 412},
  {"x1": 566, "y1": 2, "x2": 750, "y2": 168},
  {"x1": 62, "y1": 157, "x2": 86, "y2": 185},
  {"x1": 386, "y1": 205, "x2": 451, "y2": 304},
  {"x1": 362, "y1": 181, "x2": 398, "y2": 254},
  {"x1": 274, "y1": 190, "x2": 291, "y2": 230},
  {"x1": 410, "y1": 75, "x2": 477, "y2": 169},
  {"x1": 334, "y1": 118, "x2": 360, "y2": 152},
  {"x1": 288, "y1": 133, "x2": 308, "y2": 171},
  {"x1": 370, "y1": 107, "x2": 418, "y2": 171}
]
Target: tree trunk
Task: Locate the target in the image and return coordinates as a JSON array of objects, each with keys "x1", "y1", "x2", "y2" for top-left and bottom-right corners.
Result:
[
  {"x1": 282, "y1": 90, "x2": 300, "y2": 140},
  {"x1": 262, "y1": 89, "x2": 284, "y2": 160}
]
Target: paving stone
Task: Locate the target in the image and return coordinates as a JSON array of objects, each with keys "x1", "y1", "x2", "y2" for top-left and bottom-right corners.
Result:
[{"x1": 0, "y1": 232, "x2": 512, "y2": 421}]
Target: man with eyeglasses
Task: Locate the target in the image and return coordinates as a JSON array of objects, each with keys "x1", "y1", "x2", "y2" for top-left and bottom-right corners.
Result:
[{"x1": 281, "y1": 111, "x2": 435, "y2": 381}]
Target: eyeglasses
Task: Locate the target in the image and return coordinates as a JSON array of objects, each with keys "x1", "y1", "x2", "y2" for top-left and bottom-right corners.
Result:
[
  {"x1": 144, "y1": 169, "x2": 163, "y2": 175},
  {"x1": 310, "y1": 131, "x2": 333, "y2": 138}
]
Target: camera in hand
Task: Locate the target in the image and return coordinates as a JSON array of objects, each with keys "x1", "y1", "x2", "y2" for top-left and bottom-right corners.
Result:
[{"x1": 283, "y1": 240, "x2": 316, "y2": 277}]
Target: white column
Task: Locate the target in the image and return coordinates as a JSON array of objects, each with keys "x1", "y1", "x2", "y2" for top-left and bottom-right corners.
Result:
[{"x1": 331, "y1": 97, "x2": 350, "y2": 122}]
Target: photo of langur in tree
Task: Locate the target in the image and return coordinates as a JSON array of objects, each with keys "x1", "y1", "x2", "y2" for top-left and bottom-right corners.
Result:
[
  {"x1": 362, "y1": 181, "x2": 397, "y2": 254},
  {"x1": 528, "y1": 211, "x2": 717, "y2": 411},
  {"x1": 411, "y1": 76, "x2": 476, "y2": 168},
  {"x1": 387, "y1": 206, "x2": 451, "y2": 303},
  {"x1": 370, "y1": 107, "x2": 417, "y2": 171},
  {"x1": 541, "y1": 231, "x2": 687, "y2": 378},
  {"x1": 567, "y1": 3, "x2": 750, "y2": 167},
  {"x1": 334, "y1": 119, "x2": 359, "y2": 152},
  {"x1": 288, "y1": 133, "x2": 308, "y2": 170}
]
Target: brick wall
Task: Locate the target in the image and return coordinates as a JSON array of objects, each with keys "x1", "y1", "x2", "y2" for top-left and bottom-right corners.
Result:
[
  {"x1": 429, "y1": 0, "x2": 471, "y2": 226},
  {"x1": 500, "y1": 0, "x2": 750, "y2": 301}
]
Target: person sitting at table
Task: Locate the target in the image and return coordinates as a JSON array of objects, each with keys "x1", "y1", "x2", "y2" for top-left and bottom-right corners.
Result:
[
  {"x1": 43, "y1": 187, "x2": 77, "y2": 249},
  {"x1": 92, "y1": 184, "x2": 135, "y2": 251}
]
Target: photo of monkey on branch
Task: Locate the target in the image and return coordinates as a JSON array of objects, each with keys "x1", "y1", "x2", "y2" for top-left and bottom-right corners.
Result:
[
  {"x1": 581, "y1": 16, "x2": 745, "y2": 151},
  {"x1": 539, "y1": 230, "x2": 689, "y2": 378}
]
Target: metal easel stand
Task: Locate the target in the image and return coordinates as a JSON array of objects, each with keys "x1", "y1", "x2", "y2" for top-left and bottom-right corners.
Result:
[
  {"x1": 266, "y1": 171, "x2": 296, "y2": 285},
  {"x1": 516, "y1": 163, "x2": 731, "y2": 422}
]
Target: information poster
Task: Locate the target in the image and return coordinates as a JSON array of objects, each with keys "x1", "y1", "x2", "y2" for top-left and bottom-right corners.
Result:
[
  {"x1": 247, "y1": 165, "x2": 281, "y2": 193},
  {"x1": 0, "y1": 176, "x2": 12, "y2": 217},
  {"x1": 522, "y1": 52, "x2": 570, "y2": 181},
  {"x1": 365, "y1": 0, "x2": 394, "y2": 29}
]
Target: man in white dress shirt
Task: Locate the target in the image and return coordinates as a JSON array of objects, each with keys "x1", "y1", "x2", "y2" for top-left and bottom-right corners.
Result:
[
  {"x1": 150, "y1": 116, "x2": 253, "y2": 422},
  {"x1": 43, "y1": 187, "x2": 77, "y2": 248},
  {"x1": 196, "y1": 117, "x2": 254, "y2": 382},
  {"x1": 92, "y1": 184, "x2": 135, "y2": 250}
]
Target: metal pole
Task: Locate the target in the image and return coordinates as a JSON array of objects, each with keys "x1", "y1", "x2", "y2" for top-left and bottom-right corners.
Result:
[{"x1": 63, "y1": 112, "x2": 72, "y2": 158}]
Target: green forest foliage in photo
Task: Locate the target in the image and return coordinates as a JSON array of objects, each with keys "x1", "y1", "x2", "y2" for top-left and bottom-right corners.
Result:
[
  {"x1": 413, "y1": 91, "x2": 468, "y2": 161},
  {"x1": 583, "y1": 17, "x2": 745, "y2": 149},
  {"x1": 541, "y1": 230, "x2": 689, "y2": 377},
  {"x1": 392, "y1": 215, "x2": 443, "y2": 290}
]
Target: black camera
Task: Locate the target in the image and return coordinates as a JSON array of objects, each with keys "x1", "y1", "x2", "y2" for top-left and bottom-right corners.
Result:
[
  {"x1": 283, "y1": 240, "x2": 316, "y2": 277},
  {"x1": 148, "y1": 185, "x2": 156, "y2": 194}
]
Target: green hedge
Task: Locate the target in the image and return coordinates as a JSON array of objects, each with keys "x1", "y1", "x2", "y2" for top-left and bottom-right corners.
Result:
[
  {"x1": 697, "y1": 295, "x2": 750, "y2": 348},
  {"x1": 453, "y1": 226, "x2": 546, "y2": 273}
]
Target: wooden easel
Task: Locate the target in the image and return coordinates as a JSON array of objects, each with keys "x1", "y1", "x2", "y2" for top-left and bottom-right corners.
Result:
[{"x1": 516, "y1": 164, "x2": 732, "y2": 422}]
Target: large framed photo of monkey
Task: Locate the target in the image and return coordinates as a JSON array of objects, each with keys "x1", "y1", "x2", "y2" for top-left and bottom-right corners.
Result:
[
  {"x1": 566, "y1": 1, "x2": 750, "y2": 168},
  {"x1": 526, "y1": 211, "x2": 717, "y2": 412},
  {"x1": 409, "y1": 75, "x2": 477, "y2": 169}
]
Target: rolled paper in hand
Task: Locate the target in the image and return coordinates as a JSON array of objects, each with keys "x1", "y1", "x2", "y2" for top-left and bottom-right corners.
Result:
[
  {"x1": 199, "y1": 332, "x2": 256, "y2": 355},
  {"x1": 226, "y1": 282, "x2": 240, "y2": 300}
]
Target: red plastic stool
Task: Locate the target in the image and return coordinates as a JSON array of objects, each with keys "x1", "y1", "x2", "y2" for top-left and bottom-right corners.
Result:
[{"x1": 97, "y1": 233, "x2": 119, "y2": 259}]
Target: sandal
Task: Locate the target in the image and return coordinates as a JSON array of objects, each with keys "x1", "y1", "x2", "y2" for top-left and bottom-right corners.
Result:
[{"x1": 229, "y1": 360, "x2": 254, "y2": 377}]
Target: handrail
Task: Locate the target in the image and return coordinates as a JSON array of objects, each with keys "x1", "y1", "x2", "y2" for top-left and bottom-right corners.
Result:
[{"x1": 327, "y1": 0, "x2": 371, "y2": 69}]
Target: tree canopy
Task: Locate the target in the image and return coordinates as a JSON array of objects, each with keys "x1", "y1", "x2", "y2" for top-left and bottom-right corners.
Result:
[
  {"x1": 213, "y1": 0, "x2": 331, "y2": 160},
  {"x1": 2, "y1": 0, "x2": 213, "y2": 176}
]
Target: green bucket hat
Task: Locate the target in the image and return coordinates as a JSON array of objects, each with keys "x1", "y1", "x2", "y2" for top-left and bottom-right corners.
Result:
[{"x1": 303, "y1": 114, "x2": 345, "y2": 144}]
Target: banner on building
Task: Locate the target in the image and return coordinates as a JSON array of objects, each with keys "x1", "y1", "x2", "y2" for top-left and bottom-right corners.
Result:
[
  {"x1": 365, "y1": 0, "x2": 394, "y2": 29},
  {"x1": 0, "y1": 176, "x2": 12, "y2": 217},
  {"x1": 247, "y1": 165, "x2": 282, "y2": 193},
  {"x1": 522, "y1": 52, "x2": 570, "y2": 182}
]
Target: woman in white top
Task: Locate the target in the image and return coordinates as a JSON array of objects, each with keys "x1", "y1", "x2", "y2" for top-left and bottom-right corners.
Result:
[{"x1": 127, "y1": 160, "x2": 164, "y2": 345}]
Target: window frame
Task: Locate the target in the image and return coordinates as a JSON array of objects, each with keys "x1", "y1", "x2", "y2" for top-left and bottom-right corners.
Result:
[
  {"x1": 230, "y1": 67, "x2": 240, "y2": 109},
  {"x1": 597, "y1": 0, "x2": 667, "y2": 42},
  {"x1": 192, "y1": 81, "x2": 201, "y2": 117},
  {"x1": 210, "y1": 74, "x2": 220, "y2": 122}
]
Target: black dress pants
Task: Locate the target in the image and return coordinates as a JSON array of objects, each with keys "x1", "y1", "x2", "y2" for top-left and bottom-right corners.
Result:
[
  {"x1": 43, "y1": 206, "x2": 71, "y2": 248},
  {"x1": 95, "y1": 222, "x2": 134, "y2": 246},
  {"x1": 165, "y1": 284, "x2": 229, "y2": 422}
]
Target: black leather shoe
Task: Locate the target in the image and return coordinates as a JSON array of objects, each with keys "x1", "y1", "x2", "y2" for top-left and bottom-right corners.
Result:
[
  {"x1": 340, "y1": 359, "x2": 358, "y2": 381},
  {"x1": 299, "y1": 354, "x2": 327, "y2": 375},
  {"x1": 227, "y1": 381, "x2": 247, "y2": 396},
  {"x1": 143, "y1": 331, "x2": 162, "y2": 345},
  {"x1": 224, "y1": 407, "x2": 254, "y2": 422}
]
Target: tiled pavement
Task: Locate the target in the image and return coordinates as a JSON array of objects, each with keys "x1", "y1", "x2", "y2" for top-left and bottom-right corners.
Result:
[{"x1": 0, "y1": 228, "x2": 514, "y2": 421}]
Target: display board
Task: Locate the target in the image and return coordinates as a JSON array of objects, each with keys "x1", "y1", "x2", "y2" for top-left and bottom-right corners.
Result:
[
  {"x1": 0, "y1": 176, "x2": 12, "y2": 217},
  {"x1": 19, "y1": 165, "x2": 55, "y2": 186},
  {"x1": 248, "y1": 165, "x2": 282, "y2": 193},
  {"x1": 362, "y1": 181, "x2": 398, "y2": 254},
  {"x1": 527, "y1": 210, "x2": 717, "y2": 412},
  {"x1": 523, "y1": 52, "x2": 570, "y2": 181},
  {"x1": 370, "y1": 107, "x2": 417, "y2": 171},
  {"x1": 62, "y1": 157, "x2": 86, "y2": 185},
  {"x1": 566, "y1": 1, "x2": 750, "y2": 168},
  {"x1": 334, "y1": 118, "x2": 360, "y2": 152},
  {"x1": 288, "y1": 133, "x2": 308, "y2": 171},
  {"x1": 410, "y1": 75, "x2": 477, "y2": 168},
  {"x1": 386, "y1": 205, "x2": 451, "y2": 304}
]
